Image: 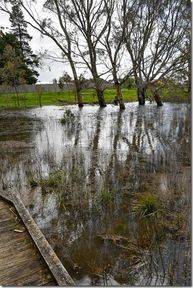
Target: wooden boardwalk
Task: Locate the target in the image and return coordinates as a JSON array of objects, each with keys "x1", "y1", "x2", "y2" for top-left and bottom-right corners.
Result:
[{"x1": 0, "y1": 198, "x2": 56, "y2": 286}]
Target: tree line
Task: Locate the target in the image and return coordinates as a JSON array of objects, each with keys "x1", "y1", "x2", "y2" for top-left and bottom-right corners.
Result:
[{"x1": 0, "y1": 0, "x2": 191, "y2": 109}]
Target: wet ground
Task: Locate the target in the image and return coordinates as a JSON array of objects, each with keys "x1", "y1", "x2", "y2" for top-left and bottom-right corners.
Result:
[{"x1": 0, "y1": 103, "x2": 191, "y2": 286}]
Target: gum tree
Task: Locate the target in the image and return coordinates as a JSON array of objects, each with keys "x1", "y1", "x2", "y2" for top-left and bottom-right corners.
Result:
[
  {"x1": 100, "y1": 0, "x2": 126, "y2": 110},
  {"x1": 63, "y1": 0, "x2": 110, "y2": 107},
  {"x1": 121, "y1": 0, "x2": 189, "y2": 106}
]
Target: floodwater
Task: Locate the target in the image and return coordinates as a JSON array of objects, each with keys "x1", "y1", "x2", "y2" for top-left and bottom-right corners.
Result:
[{"x1": 0, "y1": 103, "x2": 191, "y2": 286}]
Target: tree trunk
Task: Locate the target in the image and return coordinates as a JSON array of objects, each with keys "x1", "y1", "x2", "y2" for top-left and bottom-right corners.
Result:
[
  {"x1": 96, "y1": 89, "x2": 106, "y2": 107},
  {"x1": 188, "y1": 57, "x2": 191, "y2": 100},
  {"x1": 153, "y1": 90, "x2": 163, "y2": 107},
  {"x1": 14, "y1": 85, "x2": 20, "y2": 107},
  {"x1": 113, "y1": 96, "x2": 119, "y2": 105},
  {"x1": 188, "y1": 79, "x2": 191, "y2": 97},
  {"x1": 69, "y1": 59, "x2": 84, "y2": 108},
  {"x1": 115, "y1": 82, "x2": 125, "y2": 110},
  {"x1": 75, "y1": 83, "x2": 83, "y2": 108},
  {"x1": 137, "y1": 87, "x2": 146, "y2": 105},
  {"x1": 94, "y1": 76, "x2": 106, "y2": 107}
]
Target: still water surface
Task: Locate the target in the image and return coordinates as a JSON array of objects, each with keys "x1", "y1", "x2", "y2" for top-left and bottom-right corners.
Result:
[{"x1": 0, "y1": 103, "x2": 191, "y2": 286}]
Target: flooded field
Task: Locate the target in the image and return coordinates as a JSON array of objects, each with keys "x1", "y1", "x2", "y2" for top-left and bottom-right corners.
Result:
[{"x1": 0, "y1": 103, "x2": 191, "y2": 286}]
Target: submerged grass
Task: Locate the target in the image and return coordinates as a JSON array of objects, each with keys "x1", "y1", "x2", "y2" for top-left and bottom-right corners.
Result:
[
  {"x1": 134, "y1": 193, "x2": 161, "y2": 217},
  {"x1": 96, "y1": 189, "x2": 114, "y2": 206},
  {"x1": 29, "y1": 177, "x2": 38, "y2": 188},
  {"x1": 40, "y1": 169, "x2": 65, "y2": 188},
  {"x1": 29, "y1": 169, "x2": 66, "y2": 192}
]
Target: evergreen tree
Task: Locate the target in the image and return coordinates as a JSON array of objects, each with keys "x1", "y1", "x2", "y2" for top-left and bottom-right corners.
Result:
[
  {"x1": 0, "y1": 31, "x2": 20, "y2": 84},
  {"x1": 0, "y1": 31, "x2": 36, "y2": 85},
  {"x1": 9, "y1": 2, "x2": 39, "y2": 84},
  {"x1": 0, "y1": 43, "x2": 26, "y2": 105}
]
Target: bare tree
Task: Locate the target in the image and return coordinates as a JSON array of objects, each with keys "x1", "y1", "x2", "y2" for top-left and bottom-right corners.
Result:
[
  {"x1": 63, "y1": 0, "x2": 110, "y2": 107},
  {"x1": 100, "y1": 0, "x2": 126, "y2": 110},
  {"x1": 176, "y1": 0, "x2": 191, "y2": 97},
  {"x1": 121, "y1": 0, "x2": 189, "y2": 106},
  {"x1": 0, "y1": 0, "x2": 84, "y2": 107}
]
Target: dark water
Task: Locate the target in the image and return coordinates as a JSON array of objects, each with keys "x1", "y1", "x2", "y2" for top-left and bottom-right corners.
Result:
[{"x1": 0, "y1": 103, "x2": 191, "y2": 286}]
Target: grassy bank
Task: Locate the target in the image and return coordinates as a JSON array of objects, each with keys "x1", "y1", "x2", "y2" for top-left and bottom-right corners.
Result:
[
  {"x1": 0, "y1": 88, "x2": 137, "y2": 108},
  {"x1": 0, "y1": 87, "x2": 189, "y2": 109}
]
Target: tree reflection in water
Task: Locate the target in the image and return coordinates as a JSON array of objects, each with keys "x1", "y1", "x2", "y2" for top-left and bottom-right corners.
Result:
[{"x1": 0, "y1": 103, "x2": 191, "y2": 286}]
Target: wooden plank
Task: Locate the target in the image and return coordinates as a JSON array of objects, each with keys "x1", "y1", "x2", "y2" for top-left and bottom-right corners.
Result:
[
  {"x1": 0, "y1": 191, "x2": 75, "y2": 286},
  {"x1": 0, "y1": 190, "x2": 12, "y2": 202},
  {"x1": 0, "y1": 259, "x2": 54, "y2": 286},
  {"x1": 0, "y1": 198, "x2": 56, "y2": 286}
]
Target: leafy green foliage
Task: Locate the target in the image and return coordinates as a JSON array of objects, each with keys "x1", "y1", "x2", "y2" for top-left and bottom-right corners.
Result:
[
  {"x1": 0, "y1": 30, "x2": 38, "y2": 85},
  {"x1": 0, "y1": 44, "x2": 26, "y2": 88}
]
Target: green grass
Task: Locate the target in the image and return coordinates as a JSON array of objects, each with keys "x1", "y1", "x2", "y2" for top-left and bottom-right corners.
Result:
[
  {"x1": 161, "y1": 87, "x2": 190, "y2": 103},
  {"x1": 0, "y1": 88, "x2": 136, "y2": 109},
  {"x1": 0, "y1": 87, "x2": 189, "y2": 109}
]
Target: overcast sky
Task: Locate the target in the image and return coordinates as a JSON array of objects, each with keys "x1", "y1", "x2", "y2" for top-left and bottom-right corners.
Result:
[{"x1": 1, "y1": 5, "x2": 72, "y2": 84}]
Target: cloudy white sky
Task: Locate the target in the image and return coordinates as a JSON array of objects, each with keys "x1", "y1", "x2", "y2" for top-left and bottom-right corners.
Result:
[{"x1": 1, "y1": 4, "x2": 72, "y2": 84}]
